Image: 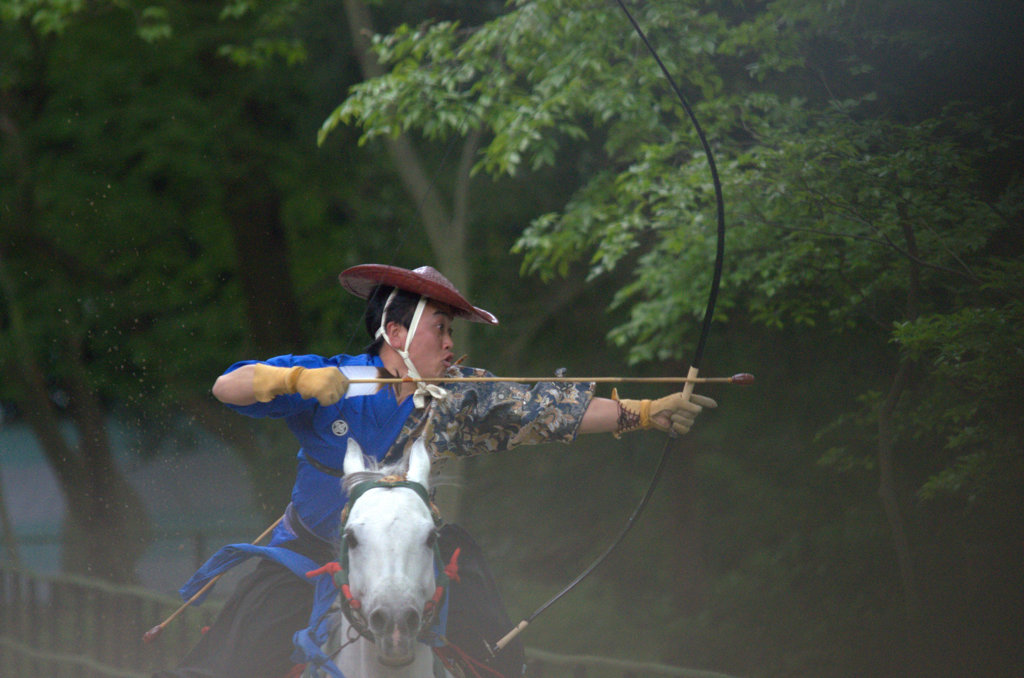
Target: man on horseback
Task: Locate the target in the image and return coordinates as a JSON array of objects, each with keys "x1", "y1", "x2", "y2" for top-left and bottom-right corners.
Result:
[{"x1": 155, "y1": 264, "x2": 716, "y2": 678}]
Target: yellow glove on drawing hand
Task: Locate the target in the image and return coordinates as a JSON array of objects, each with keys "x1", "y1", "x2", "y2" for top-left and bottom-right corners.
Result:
[
  {"x1": 252, "y1": 365, "x2": 349, "y2": 406},
  {"x1": 613, "y1": 390, "x2": 717, "y2": 436}
]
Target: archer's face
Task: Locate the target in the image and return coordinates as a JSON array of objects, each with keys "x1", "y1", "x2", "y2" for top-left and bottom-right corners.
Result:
[{"x1": 390, "y1": 301, "x2": 455, "y2": 379}]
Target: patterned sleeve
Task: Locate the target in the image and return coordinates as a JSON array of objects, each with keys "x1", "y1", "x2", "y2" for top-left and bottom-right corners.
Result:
[{"x1": 423, "y1": 367, "x2": 595, "y2": 459}]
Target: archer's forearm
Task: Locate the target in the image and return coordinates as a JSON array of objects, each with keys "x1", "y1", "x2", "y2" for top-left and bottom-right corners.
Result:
[
  {"x1": 212, "y1": 364, "x2": 258, "y2": 406},
  {"x1": 578, "y1": 397, "x2": 621, "y2": 435}
]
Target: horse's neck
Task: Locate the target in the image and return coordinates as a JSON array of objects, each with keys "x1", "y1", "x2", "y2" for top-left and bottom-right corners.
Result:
[{"x1": 332, "y1": 618, "x2": 446, "y2": 678}]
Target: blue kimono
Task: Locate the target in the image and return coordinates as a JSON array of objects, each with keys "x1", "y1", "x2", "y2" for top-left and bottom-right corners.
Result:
[
  {"x1": 172, "y1": 355, "x2": 594, "y2": 678},
  {"x1": 226, "y1": 353, "x2": 415, "y2": 548}
]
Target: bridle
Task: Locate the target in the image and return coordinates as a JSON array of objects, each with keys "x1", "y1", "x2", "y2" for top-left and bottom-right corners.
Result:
[{"x1": 325, "y1": 475, "x2": 459, "y2": 644}]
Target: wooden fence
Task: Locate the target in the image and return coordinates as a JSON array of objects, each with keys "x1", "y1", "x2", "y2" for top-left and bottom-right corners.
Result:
[
  {"x1": 0, "y1": 564, "x2": 738, "y2": 678},
  {"x1": 1, "y1": 564, "x2": 219, "y2": 678}
]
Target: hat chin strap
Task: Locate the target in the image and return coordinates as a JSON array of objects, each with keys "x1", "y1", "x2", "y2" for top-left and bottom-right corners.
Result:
[{"x1": 376, "y1": 290, "x2": 449, "y2": 408}]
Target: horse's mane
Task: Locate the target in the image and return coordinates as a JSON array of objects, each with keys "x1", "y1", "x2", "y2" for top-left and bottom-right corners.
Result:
[{"x1": 341, "y1": 455, "x2": 410, "y2": 494}]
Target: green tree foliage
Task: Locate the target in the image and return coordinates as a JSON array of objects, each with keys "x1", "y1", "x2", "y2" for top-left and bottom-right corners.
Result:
[
  {"x1": 0, "y1": 0, "x2": 382, "y2": 579},
  {"x1": 0, "y1": 0, "x2": 575, "y2": 584},
  {"x1": 1, "y1": 0, "x2": 1020, "y2": 674},
  {"x1": 736, "y1": 102, "x2": 1024, "y2": 491},
  {"x1": 0, "y1": 0, "x2": 178, "y2": 584},
  {"x1": 330, "y1": 1, "x2": 1023, "y2": 675}
]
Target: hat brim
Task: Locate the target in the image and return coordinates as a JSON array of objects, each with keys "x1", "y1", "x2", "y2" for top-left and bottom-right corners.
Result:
[{"x1": 339, "y1": 264, "x2": 498, "y2": 325}]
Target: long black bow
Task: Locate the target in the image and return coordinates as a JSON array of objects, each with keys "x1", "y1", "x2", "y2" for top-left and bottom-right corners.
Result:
[{"x1": 490, "y1": 0, "x2": 728, "y2": 655}]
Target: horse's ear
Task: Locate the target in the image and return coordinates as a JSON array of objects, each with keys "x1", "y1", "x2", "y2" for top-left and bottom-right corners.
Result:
[
  {"x1": 407, "y1": 438, "x2": 431, "y2": 487},
  {"x1": 343, "y1": 437, "x2": 366, "y2": 475}
]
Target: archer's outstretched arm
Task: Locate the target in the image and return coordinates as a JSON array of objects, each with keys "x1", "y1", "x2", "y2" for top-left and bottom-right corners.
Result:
[
  {"x1": 577, "y1": 397, "x2": 621, "y2": 435},
  {"x1": 579, "y1": 393, "x2": 717, "y2": 436}
]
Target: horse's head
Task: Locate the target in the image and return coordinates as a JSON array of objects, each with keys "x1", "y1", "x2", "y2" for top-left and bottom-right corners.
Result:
[{"x1": 339, "y1": 437, "x2": 440, "y2": 668}]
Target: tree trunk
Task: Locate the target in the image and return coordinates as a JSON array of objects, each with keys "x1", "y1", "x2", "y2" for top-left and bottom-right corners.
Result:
[
  {"x1": 0, "y1": 250, "x2": 151, "y2": 584},
  {"x1": 179, "y1": 391, "x2": 294, "y2": 522},
  {"x1": 876, "y1": 360, "x2": 922, "y2": 663},
  {"x1": 2, "y1": 73, "x2": 152, "y2": 581},
  {"x1": 0, "y1": 465, "x2": 21, "y2": 568},
  {"x1": 342, "y1": 0, "x2": 481, "y2": 520},
  {"x1": 224, "y1": 167, "x2": 306, "y2": 357},
  {"x1": 875, "y1": 210, "x2": 925, "y2": 675}
]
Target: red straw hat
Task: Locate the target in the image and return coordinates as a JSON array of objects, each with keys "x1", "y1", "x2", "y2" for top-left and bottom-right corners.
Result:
[{"x1": 339, "y1": 264, "x2": 498, "y2": 325}]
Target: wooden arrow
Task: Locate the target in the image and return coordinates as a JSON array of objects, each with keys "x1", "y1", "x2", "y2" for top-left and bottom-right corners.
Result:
[
  {"x1": 345, "y1": 373, "x2": 755, "y2": 386},
  {"x1": 142, "y1": 515, "x2": 284, "y2": 644}
]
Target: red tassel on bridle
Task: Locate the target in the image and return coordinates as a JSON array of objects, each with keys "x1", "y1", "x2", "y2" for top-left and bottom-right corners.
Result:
[
  {"x1": 445, "y1": 547, "x2": 461, "y2": 583},
  {"x1": 424, "y1": 547, "x2": 461, "y2": 619},
  {"x1": 307, "y1": 550, "x2": 459, "y2": 622}
]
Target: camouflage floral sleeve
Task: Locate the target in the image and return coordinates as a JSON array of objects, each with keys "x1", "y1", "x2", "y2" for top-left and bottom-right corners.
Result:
[{"x1": 385, "y1": 366, "x2": 595, "y2": 464}]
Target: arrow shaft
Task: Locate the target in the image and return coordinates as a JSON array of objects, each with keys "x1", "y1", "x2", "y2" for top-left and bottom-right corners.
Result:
[
  {"x1": 346, "y1": 374, "x2": 752, "y2": 386},
  {"x1": 143, "y1": 516, "x2": 284, "y2": 643}
]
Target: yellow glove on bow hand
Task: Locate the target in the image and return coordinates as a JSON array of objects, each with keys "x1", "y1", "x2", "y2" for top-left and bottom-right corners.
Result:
[
  {"x1": 251, "y1": 365, "x2": 349, "y2": 406},
  {"x1": 612, "y1": 389, "x2": 718, "y2": 436}
]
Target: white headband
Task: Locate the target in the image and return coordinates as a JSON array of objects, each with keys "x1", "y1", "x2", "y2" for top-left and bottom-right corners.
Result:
[{"x1": 376, "y1": 290, "x2": 448, "y2": 408}]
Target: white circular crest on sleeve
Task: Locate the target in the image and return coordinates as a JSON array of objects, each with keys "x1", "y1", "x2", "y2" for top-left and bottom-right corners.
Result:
[{"x1": 331, "y1": 419, "x2": 350, "y2": 437}]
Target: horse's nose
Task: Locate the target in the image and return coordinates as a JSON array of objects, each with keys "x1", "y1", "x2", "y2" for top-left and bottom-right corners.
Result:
[
  {"x1": 369, "y1": 603, "x2": 421, "y2": 666},
  {"x1": 402, "y1": 608, "x2": 421, "y2": 634},
  {"x1": 368, "y1": 605, "x2": 421, "y2": 637}
]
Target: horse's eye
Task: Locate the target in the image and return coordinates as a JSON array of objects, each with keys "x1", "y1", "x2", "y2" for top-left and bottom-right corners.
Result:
[{"x1": 344, "y1": 530, "x2": 359, "y2": 549}]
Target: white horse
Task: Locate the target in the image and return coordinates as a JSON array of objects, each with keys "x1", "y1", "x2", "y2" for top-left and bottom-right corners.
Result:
[{"x1": 319, "y1": 437, "x2": 454, "y2": 678}]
